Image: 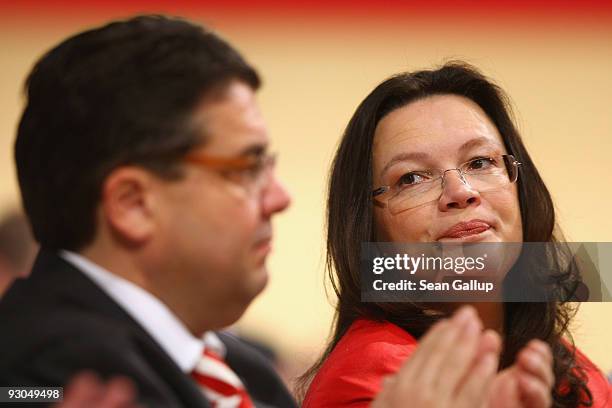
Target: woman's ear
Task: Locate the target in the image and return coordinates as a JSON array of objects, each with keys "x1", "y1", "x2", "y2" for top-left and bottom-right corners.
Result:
[{"x1": 100, "y1": 167, "x2": 157, "y2": 245}]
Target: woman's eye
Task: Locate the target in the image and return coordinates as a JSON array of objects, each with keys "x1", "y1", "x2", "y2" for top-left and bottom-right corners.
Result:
[
  {"x1": 398, "y1": 172, "x2": 425, "y2": 186},
  {"x1": 468, "y1": 157, "x2": 495, "y2": 170}
]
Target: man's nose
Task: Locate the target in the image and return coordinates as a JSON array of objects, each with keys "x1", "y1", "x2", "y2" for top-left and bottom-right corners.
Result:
[{"x1": 261, "y1": 173, "x2": 291, "y2": 217}]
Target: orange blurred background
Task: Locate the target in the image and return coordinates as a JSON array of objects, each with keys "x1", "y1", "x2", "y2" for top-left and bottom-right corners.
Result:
[{"x1": 1, "y1": 0, "x2": 611, "y2": 388}]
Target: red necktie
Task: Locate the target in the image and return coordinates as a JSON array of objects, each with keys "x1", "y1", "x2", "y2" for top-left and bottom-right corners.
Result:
[{"x1": 191, "y1": 347, "x2": 254, "y2": 408}]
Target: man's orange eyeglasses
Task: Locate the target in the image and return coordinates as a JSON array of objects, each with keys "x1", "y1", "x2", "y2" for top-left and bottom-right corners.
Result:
[{"x1": 183, "y1": 151, "x2": 277, "y2": 194}]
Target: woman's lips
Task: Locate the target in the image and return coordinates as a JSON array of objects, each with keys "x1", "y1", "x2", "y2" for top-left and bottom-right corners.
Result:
[{"x1": 438, "y1": 220, "x2": 492, "y2": 239}]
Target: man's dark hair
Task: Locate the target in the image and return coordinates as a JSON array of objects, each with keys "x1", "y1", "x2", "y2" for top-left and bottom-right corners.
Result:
[{"x1": 15, "y1": 15, "x2": 260, "y2": 251}]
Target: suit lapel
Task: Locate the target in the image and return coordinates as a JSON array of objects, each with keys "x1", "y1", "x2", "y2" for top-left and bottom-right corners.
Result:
[
  {"x1": 29, "y1": 250, "x2": 211, "y2": 408},
  {"x1": 219, "y1": 332, "x2": 297, "y2": 408}
]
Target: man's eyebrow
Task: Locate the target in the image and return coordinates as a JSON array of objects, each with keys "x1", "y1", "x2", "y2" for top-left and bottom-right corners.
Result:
[
  {"x1": 239, "y1": 143, "x2": 267, "y2": 157},
  {"x1": 380, "y1": 151, "x2": 430, "y2": 178}
]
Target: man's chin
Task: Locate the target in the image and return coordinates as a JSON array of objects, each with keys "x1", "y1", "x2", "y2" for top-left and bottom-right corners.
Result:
[
  {"x1": 252, "y1": 266, "x2": 269, "y2": 296},
  {"x1": 238, "y1": 264, "x2": 269, "y2": 302}
]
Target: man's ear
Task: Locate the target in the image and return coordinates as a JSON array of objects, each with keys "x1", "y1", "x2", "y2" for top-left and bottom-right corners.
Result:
[{"x1": 100, "y1": 167, "x2": 157, "y2": 245}]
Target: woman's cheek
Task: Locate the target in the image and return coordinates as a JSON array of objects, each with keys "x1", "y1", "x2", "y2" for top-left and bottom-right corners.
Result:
[{"x1": 393, "y1": 208, "x2": 432, "y2": 242}]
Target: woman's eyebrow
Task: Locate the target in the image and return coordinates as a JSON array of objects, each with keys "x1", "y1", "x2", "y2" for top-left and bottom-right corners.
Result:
[
  {"x1": 458, "y1": 136, "x2": 502, "y2": 153},
  {"x1": 380, "y1": 137, "x2": 502, "y2": 177},
  {"x1": 380, "y1": 151, "x2": 430, "y2": 177}
]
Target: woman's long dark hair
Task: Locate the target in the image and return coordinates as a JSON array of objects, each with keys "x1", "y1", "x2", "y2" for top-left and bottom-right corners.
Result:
[{"x1": 297, "y1": 62, "x2": 591, "y2": 407}]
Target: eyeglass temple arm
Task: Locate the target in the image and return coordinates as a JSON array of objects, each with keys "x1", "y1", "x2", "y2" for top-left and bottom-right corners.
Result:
[{"x1": 372, "y1": 186, "x2": 389, "y2": 197}]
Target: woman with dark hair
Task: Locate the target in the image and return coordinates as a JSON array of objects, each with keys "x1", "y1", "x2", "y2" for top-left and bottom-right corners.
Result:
[{"x1": 300, "y1": 62, "x2": 611, "y2": 407}]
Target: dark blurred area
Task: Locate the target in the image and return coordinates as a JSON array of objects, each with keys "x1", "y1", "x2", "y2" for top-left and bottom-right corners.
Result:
[{"x1": 0, "y1": 210, "x2": 37, "y2": 297}]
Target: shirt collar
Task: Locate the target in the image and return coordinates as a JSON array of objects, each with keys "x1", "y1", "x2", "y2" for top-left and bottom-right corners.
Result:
[{"x1": 60, "y1": 250, "x2": 206, "y2": 373}]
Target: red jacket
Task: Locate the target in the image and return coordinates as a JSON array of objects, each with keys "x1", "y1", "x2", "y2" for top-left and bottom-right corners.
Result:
[{"x1": 304, "y1": 318, "x2": 611, "y2": 407}]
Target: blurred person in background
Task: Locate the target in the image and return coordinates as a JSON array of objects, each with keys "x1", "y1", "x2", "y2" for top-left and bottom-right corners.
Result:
[{"x1": 0, "y1": 211, "x2": 36, "y2": 297}]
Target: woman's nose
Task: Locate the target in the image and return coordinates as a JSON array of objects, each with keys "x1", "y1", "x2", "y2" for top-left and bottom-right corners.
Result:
[{"x1": 437, "y1": 169, "x2": 481, "y2": 211}]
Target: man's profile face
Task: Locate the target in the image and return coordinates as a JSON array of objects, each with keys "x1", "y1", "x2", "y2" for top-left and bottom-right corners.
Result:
[{"x1": 150, "y1": 80, "x2": 291, "y2": 329}]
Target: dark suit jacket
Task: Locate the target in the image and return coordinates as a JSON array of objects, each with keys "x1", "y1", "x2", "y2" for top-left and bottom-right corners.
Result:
[{"x1": 0, "y1": 250, "x2": 296, "y2": 408}]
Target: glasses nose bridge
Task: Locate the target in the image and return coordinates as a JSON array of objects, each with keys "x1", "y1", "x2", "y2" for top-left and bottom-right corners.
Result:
[{"x1": 440, "y1": 167, "x2": 468, "y2": 189}]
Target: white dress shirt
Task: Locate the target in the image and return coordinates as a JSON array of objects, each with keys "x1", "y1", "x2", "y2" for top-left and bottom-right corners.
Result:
[{"x1": 60, "y1": 250, "x2": 224, "y2": 373}]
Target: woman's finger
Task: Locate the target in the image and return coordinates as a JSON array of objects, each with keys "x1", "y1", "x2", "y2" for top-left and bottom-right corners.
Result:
[
  {"x1": 454, "y1": 351, "x2": 499, "y2": 408},
  {"x1": 431, "y1": 312, "x2": 484, "y2": 397},
  {"x1": 517, "y1": 346, "x2": 555, "y2": 389},
  {"x1": 518, "y1": 372, "x2": 553, "y2": 408},
  {"x1": 401, "y1": 306, "x2": 477, "y2": 384}
]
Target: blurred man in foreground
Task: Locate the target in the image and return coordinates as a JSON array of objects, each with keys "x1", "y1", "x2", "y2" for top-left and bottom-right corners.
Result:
[{"x1": 0, "y1": 15, "x2": 293, "y2": 407}]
